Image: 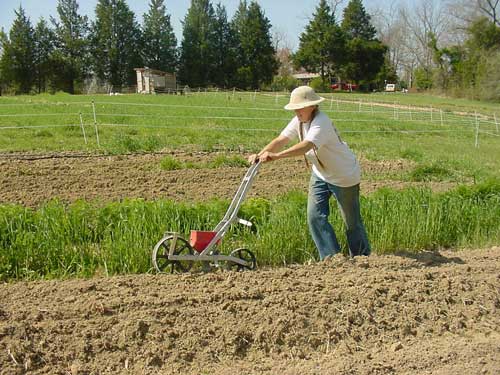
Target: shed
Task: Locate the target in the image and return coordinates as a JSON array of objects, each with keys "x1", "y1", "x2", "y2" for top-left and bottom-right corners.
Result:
[{"x1": 135, "y1": 68, "x2": 176, "y2": 94}]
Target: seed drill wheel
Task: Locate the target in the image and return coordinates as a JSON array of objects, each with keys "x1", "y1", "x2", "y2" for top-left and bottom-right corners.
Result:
[
  {"x1": 152, "y1": 235, "x2": 194, "y2": 274},
  {"x1": 227, "y1": 248, "x2": 256, "y2": 271}
]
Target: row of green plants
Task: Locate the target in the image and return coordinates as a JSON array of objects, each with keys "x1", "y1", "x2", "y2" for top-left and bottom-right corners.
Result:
[
  {"x1": 160, "y1": 154, "x2": 248, "y2": 170},
  {"x1": 1, "y1": 181, "x2": 499, "y2": 281}
]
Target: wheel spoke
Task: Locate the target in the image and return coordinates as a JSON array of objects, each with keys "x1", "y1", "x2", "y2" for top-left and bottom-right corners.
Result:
[{"x1": 152, "y1": 236, "x2": 194, "y2": 274}]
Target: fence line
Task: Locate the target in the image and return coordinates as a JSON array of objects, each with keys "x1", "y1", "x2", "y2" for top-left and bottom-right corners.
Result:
[
  {"x1": 0, "y1": 122, "x2": 476, "y2": 135},
  {"x1": 0, "y1": 109, "x2": 494, "y2": 128},
  {"x1": 94, "y1": 100, "x2": 500, "y2": 122},
  {"x1": 0, "y1": 97, "x2": 498, "y2": 125},
  {"x1": 0, "y1": 112, "x2": 496, "y2": 131},
  {"x1": 1, "y1": 97, "x2": 499, "y2": 149}
]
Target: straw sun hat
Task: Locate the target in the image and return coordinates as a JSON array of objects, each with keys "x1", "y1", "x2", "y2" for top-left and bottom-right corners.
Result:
[{"x1": 284, "y1": 86, "x2": 325, "y2": 110}]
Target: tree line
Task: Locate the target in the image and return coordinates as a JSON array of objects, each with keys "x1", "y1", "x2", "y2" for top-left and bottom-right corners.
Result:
[
  {"x1": 0, "y1": 0, "x2": 389, "y2": 94},
  {"x1": 0, "y1": 0, "x2": 498, "y2": 101},
  {"x1": 371, "y1": 0, "x2": 500, "y2": 101}
]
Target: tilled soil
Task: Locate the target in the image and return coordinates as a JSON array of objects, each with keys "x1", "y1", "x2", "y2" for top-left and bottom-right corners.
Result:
[
  {"x1": 1, "y1": 247, "x2": 499, "y2": 374},
  {"x1": 0, "y1": 152, "x2": 460, "y2": 208}
]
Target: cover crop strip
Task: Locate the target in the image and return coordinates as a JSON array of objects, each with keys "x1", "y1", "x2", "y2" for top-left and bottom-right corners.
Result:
[{"x1": 1, "y1": 182, "x2": 499, "y2": 280}]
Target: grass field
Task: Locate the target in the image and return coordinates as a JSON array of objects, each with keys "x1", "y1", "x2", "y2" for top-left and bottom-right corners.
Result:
[
  {"x1": 0, "y1": 91, "x2": 499, "y2": 280},
  {"x1": 1, "y1": 91, "x2": 499, "y2": 182}
]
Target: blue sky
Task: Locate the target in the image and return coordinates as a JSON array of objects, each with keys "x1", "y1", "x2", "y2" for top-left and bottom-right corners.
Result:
[{"x1": 0, "y1": 0, "x2": 383, "y2": 50}]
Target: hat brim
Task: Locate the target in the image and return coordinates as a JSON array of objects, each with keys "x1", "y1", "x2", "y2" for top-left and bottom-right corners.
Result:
[{"x1": 284, "y1": 97, "x2": 325, "y2": 110}]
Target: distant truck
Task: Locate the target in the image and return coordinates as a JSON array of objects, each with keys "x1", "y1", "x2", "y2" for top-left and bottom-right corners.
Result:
[
  {"x1": 331, "y1": 82, "x2": 358, "y2": 91},
  {"x1": 385, "y1": 83, "x2": 396, "y2": 92}
]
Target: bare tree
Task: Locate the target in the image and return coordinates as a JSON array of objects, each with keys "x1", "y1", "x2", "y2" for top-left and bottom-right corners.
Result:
[
  {"x1": 478, "y1": 0, "x2": 500, "y2": 25},
  {"x1": 370, "y1": 1, "x2": 407, "y2": 77},
  {"x1": 397, "y1": 0, "x2": 451, "y2": 85},
  {"x1": 446, "y1": 0, "x2": 499, "y2": 37}
]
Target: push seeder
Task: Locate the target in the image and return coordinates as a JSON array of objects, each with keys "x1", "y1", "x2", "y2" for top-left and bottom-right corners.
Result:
[{"x1": 152, "y1": 161, "x2": 261, "y2": 273}]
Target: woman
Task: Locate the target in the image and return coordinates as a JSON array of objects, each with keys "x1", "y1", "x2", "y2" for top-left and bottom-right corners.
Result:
[{"x1": 249, "y1": 86, "x2": 371, "y2": 259}]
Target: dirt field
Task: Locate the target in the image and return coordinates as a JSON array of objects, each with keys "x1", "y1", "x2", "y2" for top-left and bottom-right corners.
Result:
[
  {"x1": 1, "y1": 247, "x2": 499, "y2": 374},
  {"x1": 1, "y1": 152, "x2": 498, "y2": 374},
  {"x1": 0, "y1": 151, "x2": 461, "y2": 208}
]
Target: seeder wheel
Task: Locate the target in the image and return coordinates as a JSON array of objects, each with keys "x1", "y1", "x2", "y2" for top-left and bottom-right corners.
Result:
[
  {"x1": 227, "y1": 248, "x2": 256, "y2": 271},
  {"x1": 152, "y1": 235, "x2": 194, "y2": 274}
]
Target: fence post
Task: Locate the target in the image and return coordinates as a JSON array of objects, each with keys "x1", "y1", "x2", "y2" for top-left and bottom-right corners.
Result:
[
  {"x1": 253, "y1": 90, "x2": 257, "y2": 102},
  {"x1": 430, "y1": 106, "x2": 433, "y2": 122},
  {"x1": 330, "y1": 95, "x2": 333, "y2": 110},
  {"x1": 440, "y1": 109, "x2": 443, "y2": 126},
  {"x1": 91, "y1": 100, "x2": 100, "y2": 147},
  {"x1": 358, "y1": 99, "x2": 362, "y2": 112},
  {"x1": 275, "y1": 92, "x2": 279, "y2": 105},
  {"x1": 495, "y1": 113, "x2": 499, "y2": 133},
  {"x1": 79, "y1": 112, "x2": 87, "y2": 145},
  {"x1": 232, "y1": 87, "x2": 235, "y2": 100},
  {"x1": 474, "y1": 111, "x2": 479, "y2": 148}
]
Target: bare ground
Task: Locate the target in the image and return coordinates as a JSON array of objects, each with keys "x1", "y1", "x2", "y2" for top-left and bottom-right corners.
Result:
[
  {"x1": 0, "y1": 247, "x2": 499, "y2": 374},
  {"x1": 0, "y1": 152, "x2": 460, "y2": 208},
  {"x1": 1, "y1": 151, "x2": 497, "y2": 374}
]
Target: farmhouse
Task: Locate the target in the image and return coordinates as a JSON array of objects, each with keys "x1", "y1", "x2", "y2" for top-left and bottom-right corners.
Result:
[{"x1": 135, "y1": 67, "x2": 176, "y2": 94}]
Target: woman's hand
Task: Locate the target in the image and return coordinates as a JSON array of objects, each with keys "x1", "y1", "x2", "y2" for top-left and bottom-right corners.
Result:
[
  {"x1": 258, "y1": 151, "x2": 279, "y2": 162},
  {"x1": 248, "y1": 154, "x2": 259, "y2": 164}
]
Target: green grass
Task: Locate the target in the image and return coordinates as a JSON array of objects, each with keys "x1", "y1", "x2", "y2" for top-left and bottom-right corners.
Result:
[
  {"x1": 0, "y1": 92, "x2": 498, "y2": 184},
  {"x1": 159, "y1": 154, "x2": 249, "y2": 170},
  {"x1": 1, "y1": 181, "x2": 499, "y2": 280}
]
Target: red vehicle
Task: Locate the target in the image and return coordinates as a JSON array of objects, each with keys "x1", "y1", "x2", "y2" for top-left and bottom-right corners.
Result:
[{"x1": 331, "y1": 82, "x2": 358, "y2": 91}]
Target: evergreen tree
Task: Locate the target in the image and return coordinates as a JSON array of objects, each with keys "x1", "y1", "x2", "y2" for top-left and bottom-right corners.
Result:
[
  {"x1": 51, "y1": 0, "x2": 90, "y2": 93},
  {"x1": 33, "y1": 18, "x2": 55, "y2": 93},
  {"x1": 341, "y1": 0, "x2": 386, "y2": 87},
  {"x1": 142, "y1": 0, "x2": 177, "y2": 72},
  {"x1": 0, "y1": 7, "x2": 36, "y2": 93},
  {"x1": 0, "y1": 28, "x2": 8, "y2": 94},
  {"x1": 91, "y1": 0, "x2": 143, "y2": 90},
  {"x1": 293, "y1": 0, "x2": 345, "y2": 85},
  {"x1": 341, "y1": 0, "x2": 376, "y2": 40},
  {"x1": 178, "y1": 0, "x2": 217, "y2": 87},
  {"x1": 231, "y1": 1, "x2": 278, "y2": 89},
  {"x1": 212, "y1": 3, "x2": 237, "y2": 87}
]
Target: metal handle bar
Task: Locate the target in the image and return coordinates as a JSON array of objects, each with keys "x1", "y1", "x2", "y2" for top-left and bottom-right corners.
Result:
[{"x1": 199, "y1": 160, "x2": 261, "y2": 255}]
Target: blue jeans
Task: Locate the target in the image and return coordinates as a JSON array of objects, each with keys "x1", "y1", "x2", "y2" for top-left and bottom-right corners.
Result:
[{"x1": 307, "y1": 173, "x2": 371, "y2": 259}]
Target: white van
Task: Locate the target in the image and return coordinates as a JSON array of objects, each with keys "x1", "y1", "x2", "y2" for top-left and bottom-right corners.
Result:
[{"x1": 385, "y1": 83, "x2": 396, "y2": 92}]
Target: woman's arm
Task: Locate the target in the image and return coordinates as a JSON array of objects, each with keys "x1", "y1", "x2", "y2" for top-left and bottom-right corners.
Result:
[
  {"x1": 259, "y1": 139, "x2": 314, "y2": 162},
  {"x1": 248, "y1": 135, "x2": 290, "y2": 163}
]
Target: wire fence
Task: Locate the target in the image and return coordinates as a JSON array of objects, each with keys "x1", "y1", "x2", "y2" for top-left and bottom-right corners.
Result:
[{"x1": 0, "y1": 92, "x2": 498, "y2": 150}]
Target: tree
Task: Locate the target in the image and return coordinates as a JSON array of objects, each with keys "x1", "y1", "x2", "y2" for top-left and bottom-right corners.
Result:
[
  {"x1": 0, "y1": 7, "x2": 36, "y2": 93},
  {"x1": 342, "y1": 0, "x2": 377, "y2": 39},
  {"x1": 478, "y1": 0, "x2": 500, "y2": 26},
  {"x1": 370, "y1": 1, "x2": 406, "y2": 78},
  {"x1": 293, "y1": 0, "x2": 345, "y2": 85},
  {"x1": 33, "y1": 18, "x2": 55, "y2": 93},
  {"x1": 398, "y1": 0, "x2": 450, "y2": 89},
  {"x1": 178, "y1": 0, "x2": 217, "y2": 87},
  {"x1": 51, "y1": 0, "x2": 90, "y2": 93},
  {"x1": 212, "y1": 3, "x2": 237, "y2": 87},
  {"x1": 232, "y1": 1, "x2": 278, "y2": 89},
  {"x1": 91, "y1": 0, "x2": 143, "y2": 90},
  {"x1": 142, "y1": 0, "x2": 177, "y2": 72},
  {"x1": 341, "y1": 0, "x2": 386, "y2": 87},
  {"x1": 0, "y1": 28, "x2": 8, "y2": 94}
]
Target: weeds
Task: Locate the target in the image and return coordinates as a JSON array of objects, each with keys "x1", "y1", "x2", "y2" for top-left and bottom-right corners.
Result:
[{"x1": 1, "y1": 182, "x2": 499, "y2": 280}]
